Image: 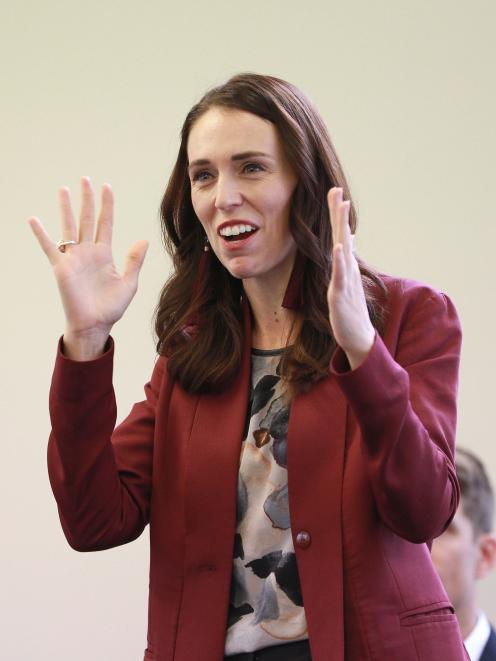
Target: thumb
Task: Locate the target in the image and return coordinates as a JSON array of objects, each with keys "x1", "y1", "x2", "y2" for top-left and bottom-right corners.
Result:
[{"x1": 123, "y1": 239, "x2": 149, "y2": 288}]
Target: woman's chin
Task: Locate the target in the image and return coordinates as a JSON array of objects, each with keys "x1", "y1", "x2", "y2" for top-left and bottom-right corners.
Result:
[
  {"x1": 228, "y1": 268, "x2": 253, "y2": 280},
  {"x1": 223, "y1": 259, "x2": 257, "y2": 281}
]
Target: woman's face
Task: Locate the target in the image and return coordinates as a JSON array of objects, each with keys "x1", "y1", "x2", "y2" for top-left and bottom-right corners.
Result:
[{"x1": 187, "y1": 107, "x2": 298, "y2": 286}]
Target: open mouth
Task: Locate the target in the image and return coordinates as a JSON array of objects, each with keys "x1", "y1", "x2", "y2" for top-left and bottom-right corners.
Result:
[{"x1": 218, "y1": 224, "x2": 258, "y2": 242}]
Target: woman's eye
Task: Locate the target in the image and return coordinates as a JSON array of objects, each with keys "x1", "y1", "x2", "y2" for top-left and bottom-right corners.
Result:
[
  {"x1": 192, "y1": 170, "x2": 211, "y2": 183},
  {"x1": 243, "y1": 162, "x2": 264, "y2": 174}
]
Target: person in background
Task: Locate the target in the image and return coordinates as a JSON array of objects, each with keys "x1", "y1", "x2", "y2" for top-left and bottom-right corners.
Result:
[{"x1": 432, "y1": 448, "x2": 496, "y2": 661}]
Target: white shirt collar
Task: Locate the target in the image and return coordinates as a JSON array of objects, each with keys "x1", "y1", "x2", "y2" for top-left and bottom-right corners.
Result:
[{"x1": 465, "y1": 611, "x2": 491, "y2": 661}]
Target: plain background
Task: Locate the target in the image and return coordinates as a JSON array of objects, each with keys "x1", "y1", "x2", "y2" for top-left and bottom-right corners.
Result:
[{"x1": 1, "y1": 1, "x2": 495, "y2": 658}]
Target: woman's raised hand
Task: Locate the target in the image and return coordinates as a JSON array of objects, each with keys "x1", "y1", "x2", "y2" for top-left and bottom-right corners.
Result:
[
  {"x1": 28, "y1": 177, "x2": 148, "y2": 360},
  {"x1": 327, "y1": 187, "x2": 375, "y2": 370}
]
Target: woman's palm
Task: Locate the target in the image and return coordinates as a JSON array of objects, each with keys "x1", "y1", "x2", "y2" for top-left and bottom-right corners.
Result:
[{"x1": 28, "y1": 177, "x2": 148, "y2": 351}]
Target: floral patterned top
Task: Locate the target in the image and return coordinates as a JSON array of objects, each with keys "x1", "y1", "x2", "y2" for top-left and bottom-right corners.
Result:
[{"x1": 224, "y1": 348, "x2": 308, "y2": 655}]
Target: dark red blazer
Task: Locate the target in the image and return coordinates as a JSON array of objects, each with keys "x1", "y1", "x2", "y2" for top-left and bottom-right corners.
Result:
[{"x1": 48, "y1": 276, "x2": 468, "y2": 660}]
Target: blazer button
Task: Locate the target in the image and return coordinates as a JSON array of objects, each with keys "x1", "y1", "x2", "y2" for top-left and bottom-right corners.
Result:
[{"x1": 295, "y1": 530, "x2": 311, "y2": 549}]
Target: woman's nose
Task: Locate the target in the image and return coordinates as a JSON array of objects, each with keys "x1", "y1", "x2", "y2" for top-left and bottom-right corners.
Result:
[{"x1": 214, "y1": 175, "x2": 243, "y2": 211}]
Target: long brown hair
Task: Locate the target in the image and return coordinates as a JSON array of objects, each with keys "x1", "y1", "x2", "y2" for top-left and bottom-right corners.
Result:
[{"x1": 155, "y1": 73, "x2": 386, "y2": 394}]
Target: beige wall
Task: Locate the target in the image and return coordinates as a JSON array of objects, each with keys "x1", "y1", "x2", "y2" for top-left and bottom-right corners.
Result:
[{"x1": 1, "y1": 1, "x2": 495, "y2": 658}]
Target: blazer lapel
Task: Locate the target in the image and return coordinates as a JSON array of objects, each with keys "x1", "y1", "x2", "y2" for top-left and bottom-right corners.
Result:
[
  {"x1": 183, "y1": 301, "x2": 252, "y2": 567},
  {"x1": 288, "y1": 373, "x2": 347, "y2": 660}
]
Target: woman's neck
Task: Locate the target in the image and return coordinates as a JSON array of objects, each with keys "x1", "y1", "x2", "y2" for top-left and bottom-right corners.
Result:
[{"x1": 243, "y1": 276, "x2": 298, "y2": 350}]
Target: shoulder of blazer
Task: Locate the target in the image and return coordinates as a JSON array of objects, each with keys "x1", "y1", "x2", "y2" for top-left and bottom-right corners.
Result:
[
  {"x1": 379, "y1": 272, "x2": 454, "y2": 306},
  {"x1": 377, "y1": 273, "x2": 460, "y2": 337}
]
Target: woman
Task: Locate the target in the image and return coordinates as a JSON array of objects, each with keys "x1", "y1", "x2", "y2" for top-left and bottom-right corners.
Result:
[{"x1": 29, "y1": 74, "x2": 467, "y2": 660}]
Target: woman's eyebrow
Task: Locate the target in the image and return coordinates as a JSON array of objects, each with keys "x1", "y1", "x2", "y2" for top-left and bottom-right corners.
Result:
[
  {"x1": 188, "y1": 151, "x2": 274, "y2": 170},
  {"x1": 231, "y1": 151, "x2": 274, "y2": 161}
]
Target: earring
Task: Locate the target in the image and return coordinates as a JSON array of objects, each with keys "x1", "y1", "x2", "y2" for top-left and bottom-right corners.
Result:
[
  {"x1": 204, "y1": 237, "x2": 210, "y2": 252},
  {"x1": 282, "y1": 251, "x2": 306, "y2": 310}
]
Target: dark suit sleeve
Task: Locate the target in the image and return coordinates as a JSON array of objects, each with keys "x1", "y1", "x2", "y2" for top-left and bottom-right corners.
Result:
[
  {"x1": 480, "y1": 625, "x2": 496, "y2": 661},
  {"x1": 331, "y1": 288, "x2": 461, "y2": 543},
  {"x1": 47, "y1": 338, "x2": 166, "y2": 552}
]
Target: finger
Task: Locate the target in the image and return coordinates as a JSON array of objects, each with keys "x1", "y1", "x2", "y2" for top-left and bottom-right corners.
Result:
[
  {"x1": 58, "y1": 186, "x2": 77, "y2": 241},
  {"x1": 95, "y1": 183, "x2": 114, "y2": 245},
  {"x1": 338, "y1": 200, "x2": 353, "y2": 256},
  {"x1": 328, "y1": 188, "x2": 353, "y2": 257},
  {"x1": 27, "y1": 216, "x2": 59, "y2": 264},
  {"x1": 327, "y1": 187, "x2": 343, "y2": 247},
  {"x1": 79, "y1": 176, "x2": 96, "y2": 242},
  {"x1": 123, "y1": 240, "x2": 149, "y2": 290}
]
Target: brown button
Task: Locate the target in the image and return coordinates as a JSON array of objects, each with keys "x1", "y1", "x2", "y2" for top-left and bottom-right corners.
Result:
[{"x1": 295, "y1": 530, "x2": 312, "y2": 549}]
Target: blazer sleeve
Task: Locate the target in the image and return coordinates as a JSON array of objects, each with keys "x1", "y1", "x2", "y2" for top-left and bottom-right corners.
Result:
[
  {"x1": 330, "y1": 287, "x2": 462, "y2": 543},
  {"x1": 47, "y1": 338, "x2": 166, "y2": 552}
]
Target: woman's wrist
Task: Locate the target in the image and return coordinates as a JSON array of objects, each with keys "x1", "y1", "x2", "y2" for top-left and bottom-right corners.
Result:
[
  {"x1": 62, "y1": 326, "x2": 111, "y2": 361},
  {"x1": 343, "y1": 329, "x2": 375, "y2": 371}
]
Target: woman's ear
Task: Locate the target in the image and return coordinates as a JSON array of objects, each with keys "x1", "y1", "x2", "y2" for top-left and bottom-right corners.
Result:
[{"x1": 475, "y1": 532, "x2": 496, "y2": 580}]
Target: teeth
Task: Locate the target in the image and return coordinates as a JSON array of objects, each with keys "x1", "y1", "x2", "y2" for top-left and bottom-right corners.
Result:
[{"x1": 220, "y1": 224, "x2": 256, "y2": 237}]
